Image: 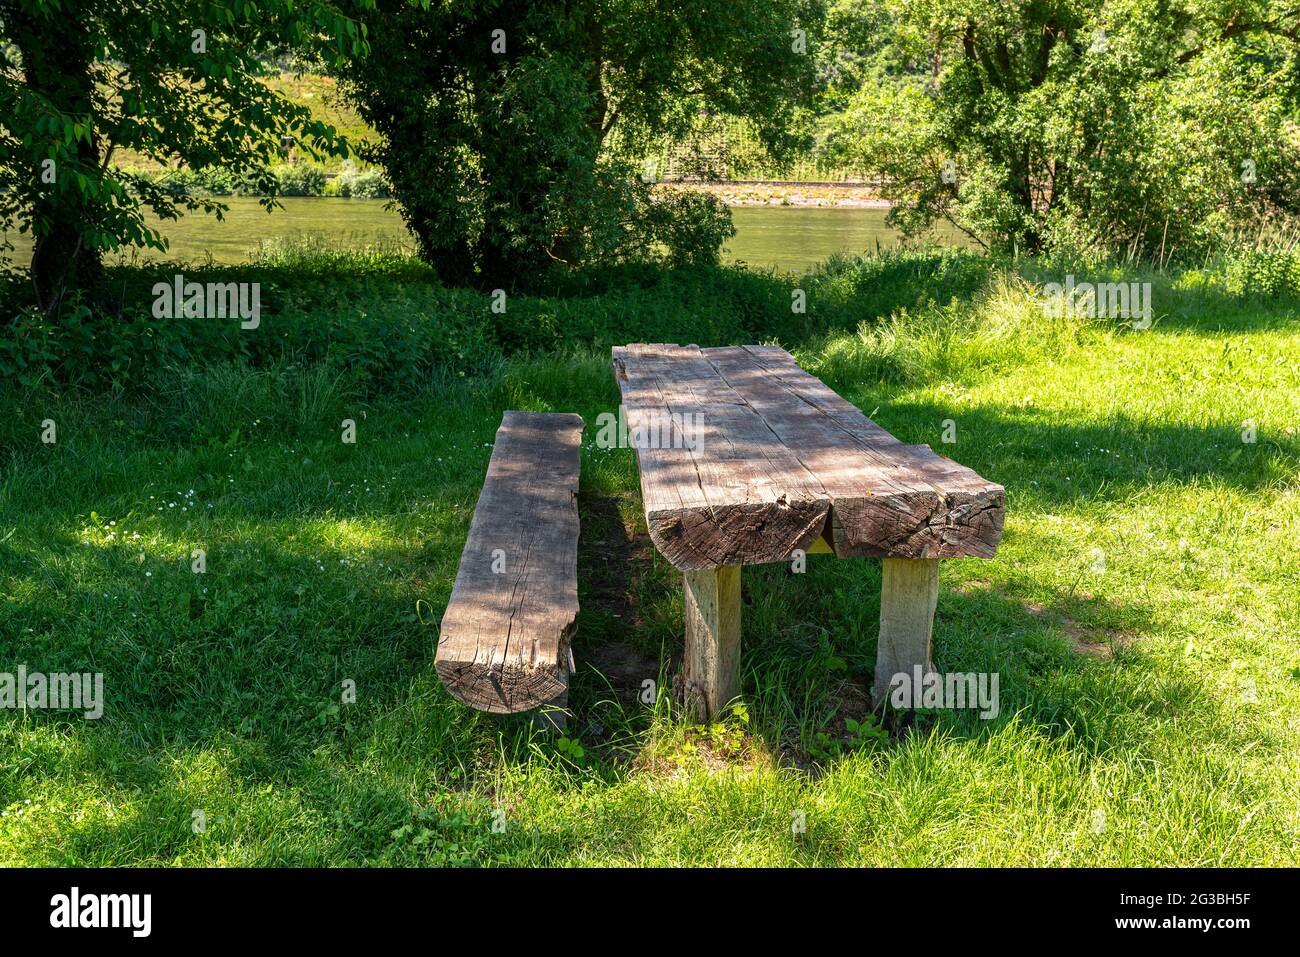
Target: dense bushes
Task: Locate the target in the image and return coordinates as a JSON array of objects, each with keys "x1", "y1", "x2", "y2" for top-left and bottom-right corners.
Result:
[
  {"x1": 332, "y1": 167, "x2": 391, "y2": 198},
  {"x1": 270, "y1": 164, "x2": 326, "y2": 197},
  {"x1": 4, "y1": 244, "x2": 1298, "y2": 399},
  {"x1": 155, "y1": 168, "x2": 258, "y2": 197},
  {"x1": 0, "y1": 246, "x2": 988, "y2": 393},
  {"x1": 148, "y1": 164, "x2": 389, "y2": 199},
  {"x1": 1220, "y1": 246, "x2": 1300, "y2": 299}
]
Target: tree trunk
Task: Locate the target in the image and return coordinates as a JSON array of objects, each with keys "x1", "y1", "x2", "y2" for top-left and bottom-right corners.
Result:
[
  {"x1": 11, "y1": 7, "x2": 104, "y2": 310},
  {"x1": 31, "y1": 213, "x2": 103, "y2": 312}
]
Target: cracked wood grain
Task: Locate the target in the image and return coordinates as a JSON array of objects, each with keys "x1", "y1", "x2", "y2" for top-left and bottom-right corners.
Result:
[
  {"x1": 436, "y1": 411, "x2": 583, "y2": 714},
  {"x1": 612, "y1": 344, "x2": 1004, "y2": 569}
]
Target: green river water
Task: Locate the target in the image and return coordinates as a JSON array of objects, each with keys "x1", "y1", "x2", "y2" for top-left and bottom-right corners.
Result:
[{"x1": 4, "y1": 198, "x2": 964, "y2": 274}]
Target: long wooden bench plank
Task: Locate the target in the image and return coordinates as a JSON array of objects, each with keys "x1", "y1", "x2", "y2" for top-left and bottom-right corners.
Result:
[
  {"x1": 612, "y1": 343, "x2": 1004, "y2": 569},
  {"x1": 435, "y1": 411, "x2": 584, "y2": 714}
]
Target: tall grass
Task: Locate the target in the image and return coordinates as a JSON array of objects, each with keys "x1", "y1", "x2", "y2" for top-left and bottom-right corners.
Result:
[
  {"x1": 7, "y1": 238, "x2": 1300, "y2": 403},
  {"x1": 805, "y1": 272, "x2": 1095, "y2": 389},
  {"x1": 2, "y1": 243, "x2": 1298, "y2": 865}
]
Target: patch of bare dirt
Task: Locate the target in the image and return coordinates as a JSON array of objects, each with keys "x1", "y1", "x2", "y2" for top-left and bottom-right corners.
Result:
[
  {"x1": 587, "y1": 639, "x2": 658, "y2": 690},
  {"x1": 576, "y1": 492, "x2": 662, "y2": 696},
  {"x1": 1024, "y1": 601, "x2": 1130, "y2": 659}
]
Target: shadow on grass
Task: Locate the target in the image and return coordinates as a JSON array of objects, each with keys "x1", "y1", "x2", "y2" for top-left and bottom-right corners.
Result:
[
  {"x1": 0, "y1": 523, "x2": 1259, "y2": 866},
  {"x1": 557, "y1": 392, "x2": 1287, "y2": 773},
  {"x1": 554, "y1": 486, "x2": 1206, "y2": 777},
  {"x1": 1, "y1": 377, "x2": 1289, "y2": 861},
  {"x1": 858, "y1": 401, "x2": 1300, "y2": 511}
]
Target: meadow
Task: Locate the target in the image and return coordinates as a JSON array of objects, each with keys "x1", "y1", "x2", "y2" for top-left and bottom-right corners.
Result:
[{"x1": 1, "y1": 246, "x2": 1297, "y2": 865}]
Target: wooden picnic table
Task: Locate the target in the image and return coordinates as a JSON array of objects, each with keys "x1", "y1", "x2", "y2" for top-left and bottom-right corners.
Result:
[{"x1": 612, "y1": 343, "x2": 1005, "y2": 718}]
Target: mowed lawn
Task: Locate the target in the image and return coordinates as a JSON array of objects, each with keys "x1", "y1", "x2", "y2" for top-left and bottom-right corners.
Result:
[{"x1": 1, "y1": 266, "x2": 1297, "y2": 865}]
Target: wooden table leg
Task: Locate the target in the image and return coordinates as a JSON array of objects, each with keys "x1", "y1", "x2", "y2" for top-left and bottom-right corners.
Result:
[
  {"x1": 532, "y1": 688, "x2": 569, "y2": 732},
  {"x1": 873, "y1": 558, "x2": 940, "y2": 707},
  {"x1": 682, "y1": 565, "x2": 741, "y2": 720}
]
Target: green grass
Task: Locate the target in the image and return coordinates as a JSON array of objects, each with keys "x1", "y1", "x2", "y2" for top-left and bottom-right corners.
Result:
[{"x1": 1, "y1": 252, "x2": 1298, "y2": 865}]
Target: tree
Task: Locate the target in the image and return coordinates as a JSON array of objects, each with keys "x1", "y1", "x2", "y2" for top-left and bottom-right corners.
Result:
[
  {"x1": 0, "y1": 0, "x2": 371, "y2": 310},
  {"x1": 837, "y1": 0, "x2": 1300, "y2": 259},
  {"x1": 339, "y1": 0, "x2": 823, "y2": 289}
]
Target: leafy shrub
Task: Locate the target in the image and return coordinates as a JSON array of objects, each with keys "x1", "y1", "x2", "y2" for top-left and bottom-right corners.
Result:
[
  {"x1": 634, "y1": 188, "x2": 736, "y2": 268},
  {"x1": 334, "y1": 168, "x2": 391, "y2": 199},
  {"x1": 0, "y1": 244, "x2": 1012, "y2": 395},
  {"x1": 272, "y1": 164, "x2": 327, "y2": 197},
  {"x1": 152, "y1": 167, "x2": 257, "y2": 197},
  {"x1": 1221, "y1": 248, "x2": 1300, "y2": 298},
  {"x1": 0, "y1": 295, "x2": 181, "y2": 391}
]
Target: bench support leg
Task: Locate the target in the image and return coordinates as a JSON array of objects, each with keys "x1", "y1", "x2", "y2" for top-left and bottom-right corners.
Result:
[
  {"x1": 532, "y1": 687, "x2": 569, "y2": 732},
  {"x1": 682, "y1": 565, "x2": 741, "y2": 721},
  {"x1": 873, "y1": 558, "x2": 940, "y2": 707}
]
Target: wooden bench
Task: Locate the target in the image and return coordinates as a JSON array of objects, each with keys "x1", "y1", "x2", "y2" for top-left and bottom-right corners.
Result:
[
  {"x1": 612, "y1": 343, "x2": 1005, "y2": 718},
  {"x1": 435, "y1": 411, "x2": 584, "y2": 725}
]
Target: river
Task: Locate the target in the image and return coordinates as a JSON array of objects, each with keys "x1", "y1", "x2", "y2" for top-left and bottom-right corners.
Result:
[{"x1": 3, "y1": 197, "x2": 965, "y2": 275}]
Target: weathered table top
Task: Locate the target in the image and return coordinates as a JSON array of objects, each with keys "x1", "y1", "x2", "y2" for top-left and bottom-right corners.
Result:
[{"x1": 612, "y1": 343, "x2": 1005, "y2": 570}]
